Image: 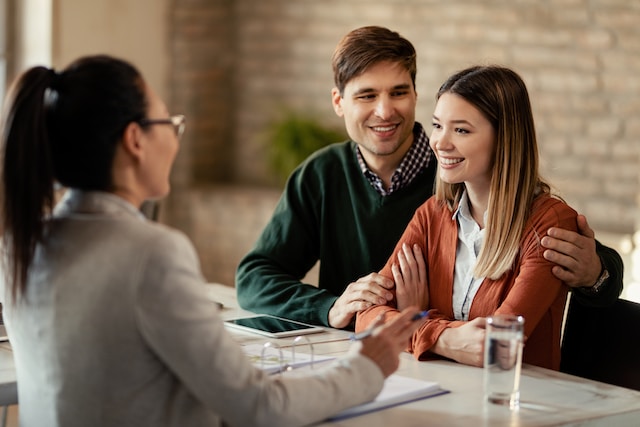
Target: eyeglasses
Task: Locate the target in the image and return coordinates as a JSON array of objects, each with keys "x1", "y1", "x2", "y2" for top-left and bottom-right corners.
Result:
[{"x1": 138, "y1": 114, "x2": 186, "y2": 139}]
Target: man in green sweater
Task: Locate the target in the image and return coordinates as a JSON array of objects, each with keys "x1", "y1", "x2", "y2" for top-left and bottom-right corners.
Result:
[{"x1": 236, "y1": 26, "x2": 623, "y2": 329}]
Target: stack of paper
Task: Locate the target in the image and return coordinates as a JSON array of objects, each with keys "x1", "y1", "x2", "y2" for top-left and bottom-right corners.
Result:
[
  {"x1": 242, "y1": 342, "x2": 447, "y2": 418},
  {"x1": 328, "y1": 374, "x2": 448, "y2": 420}
]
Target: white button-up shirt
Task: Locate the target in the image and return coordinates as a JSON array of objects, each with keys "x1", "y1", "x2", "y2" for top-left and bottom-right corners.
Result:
[{"x1": 451, "y1": 191, "x2": 486, "y2": 321}]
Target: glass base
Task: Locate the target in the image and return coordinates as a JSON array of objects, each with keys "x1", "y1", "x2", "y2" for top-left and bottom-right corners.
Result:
[{"x1": 487, "y1": 393, "x2": 520, "y2": 410}]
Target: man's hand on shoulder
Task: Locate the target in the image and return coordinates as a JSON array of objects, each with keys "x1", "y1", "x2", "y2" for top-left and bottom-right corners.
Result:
[{"x1": 541, "y1": 214, "x2": 601, "y2": 288}]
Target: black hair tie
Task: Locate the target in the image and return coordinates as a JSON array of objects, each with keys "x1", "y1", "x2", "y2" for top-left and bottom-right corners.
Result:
[{"x1": 48, "y1": 68, "x2": 61, "y2": 88}]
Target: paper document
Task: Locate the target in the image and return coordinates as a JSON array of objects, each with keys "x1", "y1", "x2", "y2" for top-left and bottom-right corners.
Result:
[
  {"x1": 328, "y1": 374, "x2": 448, "y2": 420},
  {"x1": 242, "y1": 343, "x2": 336, "y2": 374}
]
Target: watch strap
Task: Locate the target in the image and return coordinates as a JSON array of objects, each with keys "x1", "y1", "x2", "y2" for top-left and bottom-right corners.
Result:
[{"x1": 579, "y1": 258, "x2": 609, "y2": 294}]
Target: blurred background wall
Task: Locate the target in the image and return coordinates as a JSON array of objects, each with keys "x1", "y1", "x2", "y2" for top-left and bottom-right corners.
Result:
[{"x1": 2, "y1": 0, "x2": 639, "y2": 298}]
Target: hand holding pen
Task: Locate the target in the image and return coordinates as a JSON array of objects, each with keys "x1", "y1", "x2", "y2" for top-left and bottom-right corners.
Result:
[
  {"x1": 350, "y1": 309, "x2": 432, "y2": 341},
  {"x1": 356, "y1": 307, "x2": 430, "y2": 378}
]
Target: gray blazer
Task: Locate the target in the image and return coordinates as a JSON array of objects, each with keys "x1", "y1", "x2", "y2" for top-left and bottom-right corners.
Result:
[{"x1": 1, "y1": 190, "x2": 383, "y2": 427}]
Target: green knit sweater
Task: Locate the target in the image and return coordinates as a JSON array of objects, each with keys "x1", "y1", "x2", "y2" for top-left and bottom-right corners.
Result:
[{"x1": 236, "y1": 140, "x2": 437, "y2": 327}]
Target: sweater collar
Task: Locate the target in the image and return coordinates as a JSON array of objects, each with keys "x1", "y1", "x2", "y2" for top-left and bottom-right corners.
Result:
[{"x1": 355, "y1": 121, "x2": 433, "y2": 196}]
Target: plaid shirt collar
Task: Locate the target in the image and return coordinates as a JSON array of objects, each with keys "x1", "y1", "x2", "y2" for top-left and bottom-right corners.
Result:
[{"x1": 356, "y1": 122, "x2": 433, "y2": 196}]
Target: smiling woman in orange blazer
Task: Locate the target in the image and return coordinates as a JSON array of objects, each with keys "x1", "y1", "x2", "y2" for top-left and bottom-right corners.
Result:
[{"x1": 356, "y1": 65, "x2": 578, "y2": 371}]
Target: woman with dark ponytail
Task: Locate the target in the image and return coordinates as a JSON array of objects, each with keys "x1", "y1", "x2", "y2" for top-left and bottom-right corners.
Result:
[
  {"x1": 0, "y1": 55, "x2": 424, "y2": 427},
  {"x1": 3, "y1": 57, "x2": 147, "y2": 300}
]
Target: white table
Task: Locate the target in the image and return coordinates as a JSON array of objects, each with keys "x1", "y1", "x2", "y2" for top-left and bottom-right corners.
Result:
[
  {"x1": 309, "y1": 355, "x2": 640, "y2": 427},
  {"x1": 1, "y1": 283, "x2": 639, "y2": 427},
  {"x1": 208, "y1": 283, "x2": 640, "y2": 427}
]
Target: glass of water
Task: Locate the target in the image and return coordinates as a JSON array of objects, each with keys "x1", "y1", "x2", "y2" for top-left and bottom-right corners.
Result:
[{"x1": 483, "y1": 314, "x2": 524, "y2": 409}]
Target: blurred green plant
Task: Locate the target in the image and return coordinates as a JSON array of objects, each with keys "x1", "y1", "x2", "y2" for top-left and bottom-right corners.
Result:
[{"x1": 267, "y1": 112, "x2": 346, "y2": 185}]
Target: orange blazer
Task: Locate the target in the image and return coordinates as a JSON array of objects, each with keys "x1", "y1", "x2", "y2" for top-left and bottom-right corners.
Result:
[{"x1": 356, "y1": 194, "x2": 577, "y2": 370}]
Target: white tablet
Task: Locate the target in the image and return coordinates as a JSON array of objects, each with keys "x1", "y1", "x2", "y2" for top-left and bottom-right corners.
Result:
[{"x1": 224, "y1": 315, "x2": 325, "y2": 338}]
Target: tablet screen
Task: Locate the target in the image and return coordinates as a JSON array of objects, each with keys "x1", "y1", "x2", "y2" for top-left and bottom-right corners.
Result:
[{"x1": 225, "y1": 315, "x2": 324, "y2": 338}]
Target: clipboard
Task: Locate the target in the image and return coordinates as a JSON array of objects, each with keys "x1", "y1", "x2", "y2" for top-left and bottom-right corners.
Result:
[{"x1": 242, "y1": 339, "x2": 336, "y2": 374}]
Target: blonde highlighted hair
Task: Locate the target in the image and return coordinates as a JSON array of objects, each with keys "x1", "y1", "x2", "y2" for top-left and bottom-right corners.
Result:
[{"x1": 434, "y1": 65, "x2": 550, "y2": 279}]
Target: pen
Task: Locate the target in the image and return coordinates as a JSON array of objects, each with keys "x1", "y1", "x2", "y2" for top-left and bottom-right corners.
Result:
[
  {"x1": 349, "y1": 310, "x2": 432, "y2": 341},
  {"x1": 411, "y1": 309, "x2": 432, "y2": 321}
]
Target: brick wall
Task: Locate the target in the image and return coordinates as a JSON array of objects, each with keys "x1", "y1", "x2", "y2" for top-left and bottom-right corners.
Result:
[
  {"x1": 168, "y1": 0, "x2": 236, "y2": 186},
  {"x1": 163, "y1": 0, "x2": 640, "y2": 283},
  {"x1": 160, "y1": 185, "x2": 282, "y2": 286}
]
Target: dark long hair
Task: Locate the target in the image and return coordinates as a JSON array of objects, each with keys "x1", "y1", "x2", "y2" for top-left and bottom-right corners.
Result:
[{"x1": 1, "y1": 55, "x2": 147, "y2": 299}]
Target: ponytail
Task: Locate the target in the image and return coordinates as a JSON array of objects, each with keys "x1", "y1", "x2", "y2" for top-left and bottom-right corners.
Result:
[
  {"x1": 2, "y1": 55, "x2": 146, "y2": 300},
  {"x1": 1, "y1": 66, "x2": 57, "y2": 300}
]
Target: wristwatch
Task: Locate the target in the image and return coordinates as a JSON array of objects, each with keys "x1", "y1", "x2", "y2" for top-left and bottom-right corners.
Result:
[{"x1": 580, "y1": 263, "x2": 609, "y2": 294}]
